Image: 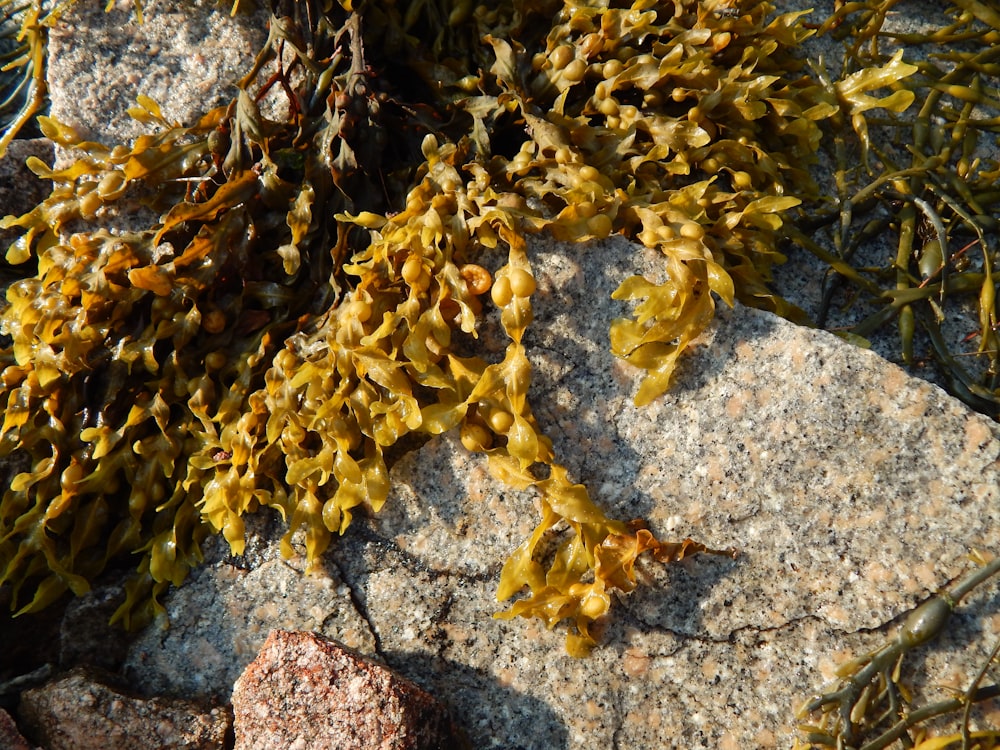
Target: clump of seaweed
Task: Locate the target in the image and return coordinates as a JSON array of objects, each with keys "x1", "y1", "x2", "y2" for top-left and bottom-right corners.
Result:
[
  {"x1": 0, "y1": 0, "x2": 914, "y2": 655},
  {"x1": 785, "y1": 0, "x2": 1000, "y2": 417}
]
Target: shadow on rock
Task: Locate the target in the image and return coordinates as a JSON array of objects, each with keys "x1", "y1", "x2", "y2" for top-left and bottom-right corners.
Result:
[
  {"x1": 615, "y1": 549, "x2": 742, "y2": 639},
  {"x1": 383, "y1": 650, "x2": 570, "y2": 750}
]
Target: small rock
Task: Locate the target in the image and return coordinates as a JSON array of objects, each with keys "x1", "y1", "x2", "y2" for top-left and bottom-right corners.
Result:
[
  {"x1": 0, "y1": 707, "x2": 38, "y2": 750},
  {"x1": 18, "y1": 667, "x2": 229, "y2": 750},
  {"x1": 231, "y1": 630, "x2": 462, "y2": 750}
]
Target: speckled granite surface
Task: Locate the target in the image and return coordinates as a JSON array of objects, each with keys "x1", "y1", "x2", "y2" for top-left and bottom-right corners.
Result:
[
  {"x1": 111, "y1": 233, "x2": 1000, "y2": 749},
  {"x1": 330, "y1": 235, "x2": 1000, "y2": 748},
  {"x1": 47, "y1": 0, "x2": 267, "y2": 143}
]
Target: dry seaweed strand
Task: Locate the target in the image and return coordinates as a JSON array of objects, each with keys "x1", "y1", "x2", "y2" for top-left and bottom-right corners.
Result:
[{"x1": 0, "y1": 0, "x2": 916, "y2": 655}]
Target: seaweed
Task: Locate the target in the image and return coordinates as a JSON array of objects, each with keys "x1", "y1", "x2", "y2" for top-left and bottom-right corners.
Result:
[
  {"x1": 785, "y1": 0, "x2": 1000, "y2": 418},
  {"x1": 786, "y1": 2, "x2": 1000, "y2": 743},
  {"x1": 0, "y1": 0, "x2": 46, "y2": 153},
  {"x1": 0, "y1": 0, "x2": 923, "y2": 657},
  {"x1": 795, "y1": 554, "x2": 1000, "y2": 750}
]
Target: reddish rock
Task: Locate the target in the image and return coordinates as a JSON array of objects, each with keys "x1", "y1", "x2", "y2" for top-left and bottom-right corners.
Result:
[
  {"x1": 0, "y1": 707, "x2": 38, "y2": 750},
  {"x1": 17, "y1": 668, "x2": 229, "y2": 750},
  {"x1": 232, "y1": 630, "x2": 462, "y2": 750}
]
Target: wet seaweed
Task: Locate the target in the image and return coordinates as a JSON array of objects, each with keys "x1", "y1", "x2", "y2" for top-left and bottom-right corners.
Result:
[
  {"x1": 0, "y1": 0, "x2": 933, "y2": 657},
  {"x1": 785, "y1": 0, "x2": 1000, "y2": 417}
]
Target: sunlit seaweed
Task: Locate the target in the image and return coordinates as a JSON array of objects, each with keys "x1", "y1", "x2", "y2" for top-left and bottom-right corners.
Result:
[
  {"x1": 0, "y1": 0, "x2": 916, "y2": 655},
  {"x1": 0, "y1": 0, "x2": 45, "y2": 154}
]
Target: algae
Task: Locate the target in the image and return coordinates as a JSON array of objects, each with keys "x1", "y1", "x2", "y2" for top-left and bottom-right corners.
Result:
[{"x1": 0, "y1": 0, "x2": 945, "y2": 661}]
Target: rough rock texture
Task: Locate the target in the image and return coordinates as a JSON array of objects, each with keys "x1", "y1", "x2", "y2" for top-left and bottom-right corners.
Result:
[
  {"x1": 113, "y1": 234, "x2": 1000, "y2": 749},
  {"x1": 231, "y1": 630, "x2": 462, "y2": 750},
  {"x1": 17, "y1": 667, "x2": 230, "y2": 750},
  {"x1": 0, "y1": 138, "x2": 53, "y2": 253},
  {"x1": 326, "y1": 236, "x2": 1000, "y2": 749},
  {"x1": 46, "y1": 0, "x2": 267, "y2": 145},
  {"x1": 123, "y1": 548, "x2": 378, "y2": 698},
  {"x1": 0, "y1": 708, "x2": 38, "y2": 750}
]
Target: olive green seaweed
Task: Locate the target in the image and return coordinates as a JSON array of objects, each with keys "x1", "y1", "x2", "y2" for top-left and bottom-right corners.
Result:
[
  {"x1": 794, "y1": 553, "x2": 1000, "y2": 750},
  {"x1": 0, "y1": 0, "x2": 977, "y2": 676},
  {"x1": 788, "y1": 0, "x2": 1000, "y2": 419},
  {"x1": 789, "y1": 2, "x2": 1000, "y2": 746}
]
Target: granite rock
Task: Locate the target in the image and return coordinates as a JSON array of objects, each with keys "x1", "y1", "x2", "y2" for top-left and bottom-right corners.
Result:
[
  {"x1": 0, "y1": 707, "x2": 38, "y2": 750},
  {"x1": 0, "y1": 138, "x2": 53, "y2": 253},
  {"x1": 113, "y1": 233, "x2": 1000, "y2": 749},
  {"x1": 10, "y1": 3, "x2": 1000, "y2": 750},
  {"x1": 17, "y1": 667, "x2": 229, "y2": 750},
  {"x1": 47, "y1": 0, "x2": 267, "y2": 145},
  {"x1": 322, "y1": 235, "x2": 1000, "y2": 749},
  {"x1": 231, "y1": 630, "x2": 462, "y2": 750},
  {"x1": 123, "y1": 549, "x2": 377, "y2": 699}
]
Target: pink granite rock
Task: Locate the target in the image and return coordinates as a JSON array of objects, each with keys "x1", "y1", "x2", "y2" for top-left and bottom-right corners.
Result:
[
  {"x1": 0, "y1": 707, "x2": 38, "y2": 750},
  {"x1": 17, "y1": 668, "x2": 229, "y2": 750},
  {"x1": 231, "y1": 630, "x2": 462, "y2": 750}
]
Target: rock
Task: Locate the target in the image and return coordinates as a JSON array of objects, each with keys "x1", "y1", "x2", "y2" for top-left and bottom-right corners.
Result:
[
  {"x1": 17, "y1": 667, "x2": 229, "y2": 750},
  {"x1": 58, "y1": 584, "x2": 133, "y2": 674},
  {"x1": 118, "y1": 233, "x2": 1000, "y2": 749},
  {"x1": 46, "y1": 0, "x2": 268, "y2": 145},
  {"x1": 123, "y1": 544, "x2": 378, "y2": 700},
  {"x1": 322, "y1": 235, "x2": 1000, "y2": 749},
  {"x1": 0, "y1": 707, "x2": 38, "y2": 750},
  {"x1": 231, "y1": 630, "x2": 462, "y2": 750},
  {"x1": 0, "y1": 587, "x2": 61, "y2": 709},
  {"x1": 0, "y1": 138, "x2": 53, "y2": 255}
]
